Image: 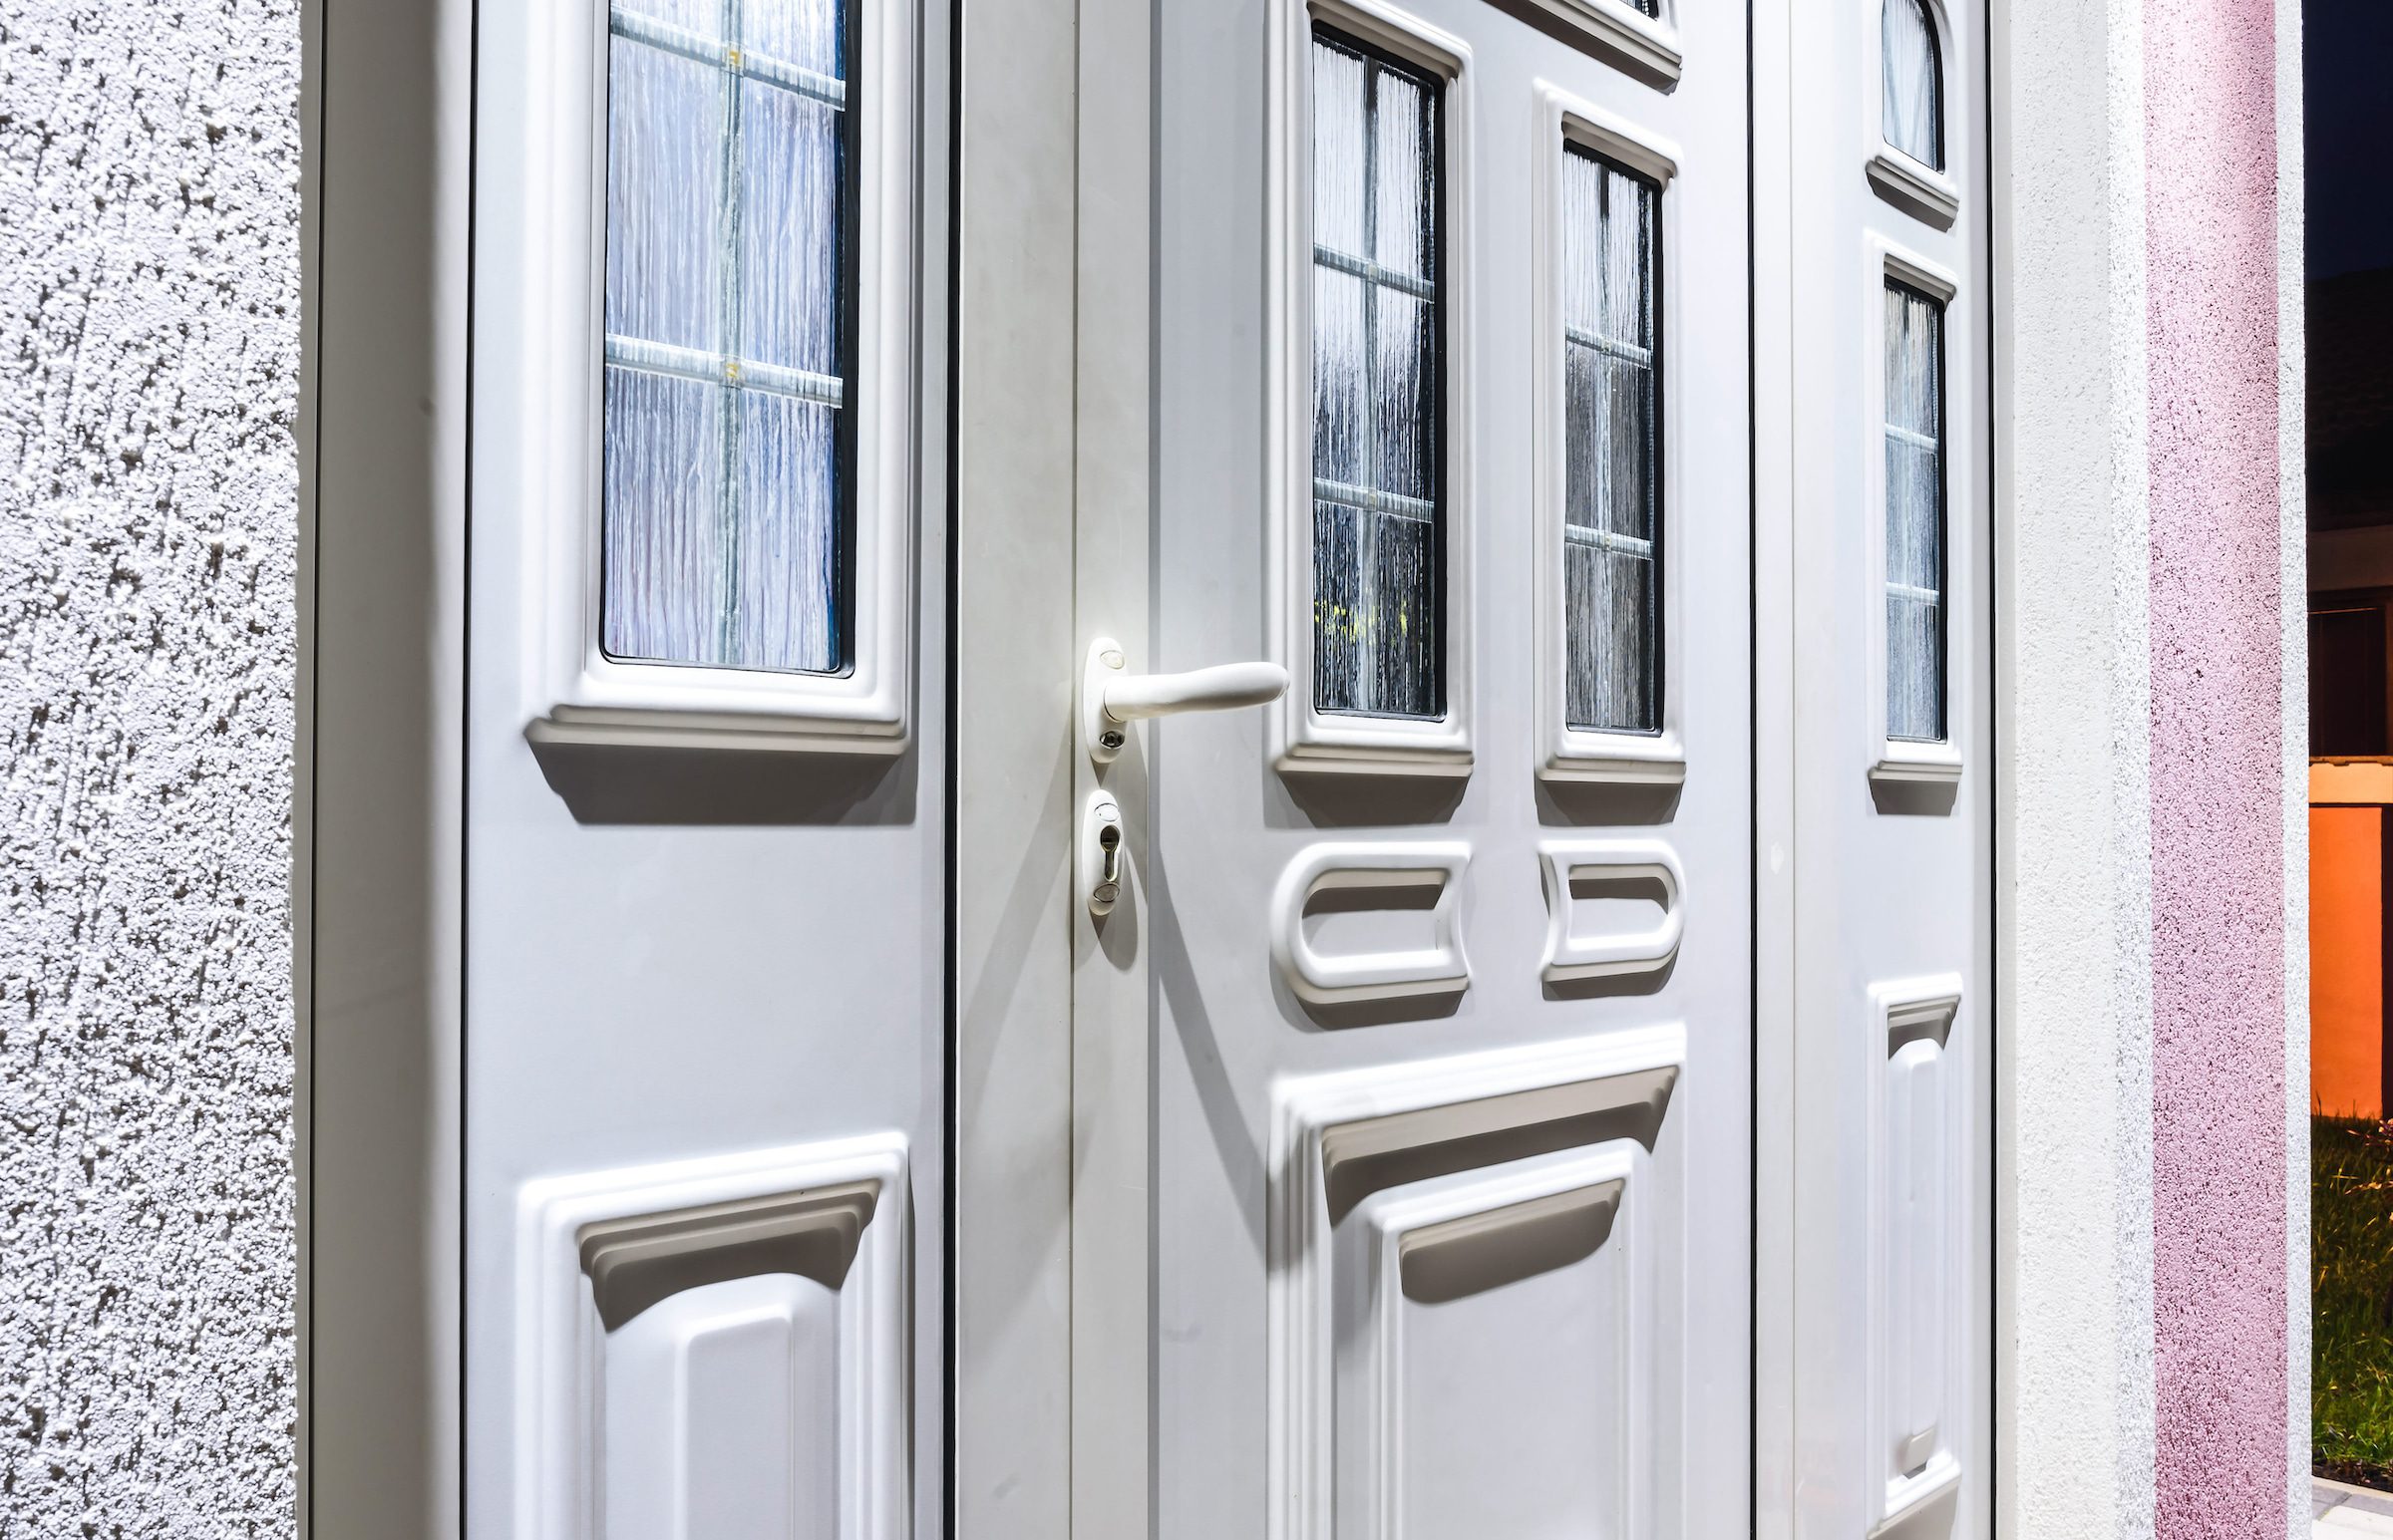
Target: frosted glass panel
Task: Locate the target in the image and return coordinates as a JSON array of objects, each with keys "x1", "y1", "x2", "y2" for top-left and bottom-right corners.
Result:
[
  {"x1": 739, "y1": 76, "x2": 845, "y2": 377},
  {"x1": 606, "y1": 41, "x2": 723, "y2": 355},
  {"x1": 1882, "y1": 0, "x2": 1942, "y2": 169},
  {"x1": 1884, "y1": 282, "x2": 1944, "y2": 744},
  {"x1": 1310, "y1": 30, "x2": 1443, "y2": 719},
  {"x1": 734, "y1": 394, "x2": 841, "y2": 673},
  {"x1": 602, "y1": 370, "x2": 725, "y2": 665},
  {"x1": 1561, "y1": 148, "x2": 1659, "y2": 736},
  {"x1": 602, "y1": 0, "x2": 851, "y2": 674}
]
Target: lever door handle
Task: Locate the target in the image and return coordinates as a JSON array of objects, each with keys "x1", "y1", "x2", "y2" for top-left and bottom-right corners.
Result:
[
  {"x1": 1104, "y1": 661, "x2": 1288, "y2": 723},
  {"x1": 1084, "y1": 637, "x2": 1289, "y2": 763}
]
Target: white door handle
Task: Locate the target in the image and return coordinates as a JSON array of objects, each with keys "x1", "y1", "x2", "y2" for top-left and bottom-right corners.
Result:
[{"x1": 1084, "y1": 637, "x2": 1288, "y2": 763}]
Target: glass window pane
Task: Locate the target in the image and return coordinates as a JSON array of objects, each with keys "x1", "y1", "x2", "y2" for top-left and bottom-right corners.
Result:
[
  {"x1": 1882, "y1": 0, "x2": 1943, "y2": 170},
  {"x1": 1309, "y1": 29, "x2": 1444, "y2": 720},
  {"x1": 1562, "y1": 148, "x2": 1660, "y2": 736},
  {"x1": 601, "y1": 0, "x2": 853, "y2": 675},
  {"x1": 1884, "y1": 281, "x2": 1945, "y2": 744},
  {"x1": 606, "y1": 39, "x2": 724, "y2": 355},
  {"x1": 602, "y1": 369, "x2": 725, "y2": 665},
  {"x1": 739, "y1": 73, "x2": 845, "y2": 377}
]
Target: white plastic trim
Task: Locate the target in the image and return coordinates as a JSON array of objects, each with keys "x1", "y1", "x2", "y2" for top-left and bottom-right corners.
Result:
[
  {"x1": 513, "y1": 1132, "x2": 910, "y2": 1540},
  {"x1": 1266, "y1": 0, "x2": 1476, "y2": 777},
  {"x1": 1508, "y1": 0, "x2": 1682, "y2": 88},
  {"x1": 1532, "y1": 84, "x2": 1686, "y2": 783},
  {"x1": 1538, "y1": 837, "x2": 1684, "y2": 982},
  {"x1": 1270, "y1": 841, "x2": 1473, "y2": 1005},
  {"x1": 514, "y1": 0, "x2": 919, "y2": 754},
  {"x1": 1866, "y1": 234, "x2": 1964, "y2": 784},
  {"x1": 1268, "y1": 1024, "x2": 1685, "y2": 1540},
  {"x1": 1867, "y1": 149, "x2": 1962, "y2": 231}
]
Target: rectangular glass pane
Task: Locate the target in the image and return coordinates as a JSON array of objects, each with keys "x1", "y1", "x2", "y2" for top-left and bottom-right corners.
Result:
[
  {"x1": 601, "y1": 0, "x2": 853, "y2": 675},
  {"x1": 1561, "y1": 147, "x2": 1660, "y2": 735},
  {"x1": 1309, "y1": 29, "x2": 1443, "y2": 720},
  {"x1": 1884, "y1": 281, "x2": 1945, "y2": 743},
  {"x1": 738, "y1": 74, "x2": 845, "y2": 376},
  {"x1": 734, "y1": 393, "x2": 841, "y2": 671},
  {"x1": 602, "y1": 369, "x2": 725, "y2": 664},
  {"x1": 606, "y1": 39, "x2": 724, "y2": 355}
]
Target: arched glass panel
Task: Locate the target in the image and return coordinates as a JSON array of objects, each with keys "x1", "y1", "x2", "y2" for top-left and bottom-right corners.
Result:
[{"x1": 1881, "y1": 0, "x2": 1943, "y2": 171}]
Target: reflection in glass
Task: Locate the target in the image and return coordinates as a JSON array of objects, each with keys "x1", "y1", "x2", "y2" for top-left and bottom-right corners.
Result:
[
  {"x1": 1310, "y1": 30, "x2": 1443, "y2": 719},
  {"x1": 1561, "y1": 148, "x2": 1660, "y2": 736}
]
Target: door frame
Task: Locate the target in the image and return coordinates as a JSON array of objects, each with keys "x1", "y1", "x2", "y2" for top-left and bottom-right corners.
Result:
[
  {"x1": 948, "y1": 0, "x2": 1081, "y2": 1530},
  {"x1": 299, "y1": 0, "x2": 471, "y2": 1533}
]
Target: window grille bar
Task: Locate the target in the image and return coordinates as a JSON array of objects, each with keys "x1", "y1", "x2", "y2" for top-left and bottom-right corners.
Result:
[
  {"x1": 609, "y1": 5, "x2": 848, "y2": 109},
  {"x1": 1312, "y1": 241, "x2": 1437, "y2": 301},
  {"x1": 1564, "y1": 325, "x2": 1655, "y2": 368},
  {"x1": 1564, "y1": 524, "x2": 1655, "y2": 559},
  {"x1": 606, "y1": 334, "x2": 848, "y2": 409},
  {"x1": 1313, "y1": 475, "x2": 1434, "y2": 523},
  {"x1": 1883, "y1": 422, "x2": 1937, "y2": 453},
  {"x1": 1886, "y1": 580, "x2": 1941, "y2": 605},
  {"x1": 715, "y1": 0, "x2": 752, "y2": 660}
]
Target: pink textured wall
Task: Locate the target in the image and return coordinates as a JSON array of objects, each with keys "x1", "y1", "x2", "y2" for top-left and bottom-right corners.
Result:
[{"x1": 2145, "y1": 0, "x2": 2288, "y2": 1532}]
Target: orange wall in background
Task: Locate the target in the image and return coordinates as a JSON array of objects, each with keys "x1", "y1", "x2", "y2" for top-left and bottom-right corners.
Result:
[{"x1": 2313, "y1": 804, "x2": 2385, "y2": 1118}]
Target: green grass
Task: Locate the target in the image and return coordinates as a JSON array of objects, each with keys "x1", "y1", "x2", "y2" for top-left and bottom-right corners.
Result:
[{"x1": 2315, "y1": 1115, "x2": 2393, "y2": 1487}]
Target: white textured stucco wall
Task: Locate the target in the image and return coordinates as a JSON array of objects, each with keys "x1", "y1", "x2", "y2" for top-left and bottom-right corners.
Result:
[
  {"x1": 1997, "y1": 0, "x2": 2158, "y2": 1532},
  {"x1": 0, "y1": 2, "x2": 298, "y2": 1533}
]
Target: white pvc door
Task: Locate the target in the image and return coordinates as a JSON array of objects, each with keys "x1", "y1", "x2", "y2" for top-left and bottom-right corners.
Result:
[
  {"x1": 465, "y1": 2, "x2": 948, "y2": 1536},
  {"x1": 1077, "y1": 2, "x2": 1753, "y2": 1533},
  {"x1": 1779, "y1": 0, "x2": 1994, "y2": 1535}
]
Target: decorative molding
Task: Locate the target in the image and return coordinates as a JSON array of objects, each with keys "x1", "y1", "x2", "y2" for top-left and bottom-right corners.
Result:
[
  {"x1": 515, "y1": 0, "x2": 919, "y2": 754},
  {"x1": 577, "y1": 1181, "x2": 880, "y2": 1331},
  {"x1": 1267, "y1": 0, "x2": 1477, "y2": 777},
  {"x1": 1348, "y1": 1149, "x2": 1644, "y2": 1539},
  {"x1": 1880, "y1": 238, "x2": 1959, "y2": 305},
  {"x1": 1511, "y1": 0, "x2": 1682, "y2": 89},
  {"x1": 514, "y1": 1133, "x2": 909, "y2": 1540},
  {"x1": 1555, "y1": 96, "x2": 1681, "y2": 187},
  {"x1": 1867, "y1": 150, "x2": 1960, "y2": 231},
  {"x1": 1867, "y1": 978, "x2": 1964, "y2": 1529},
  {"x1": 1532, "y1": 85, "x2": 1685, "y2": 783},
  {"x1": 1269, "y1": 1025, "x2": 1683, "y2": 1540},
  {"x1": 1538, "y1": 837, "x2": 1684, "y2": 982},
  {"x1": 1270, "y1": 841, "x2": 1473, "y2": 1005}
]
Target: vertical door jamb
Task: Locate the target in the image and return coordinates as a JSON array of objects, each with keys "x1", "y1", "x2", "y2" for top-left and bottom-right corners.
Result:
[
  {"x1": 1070, "y1": 0, "x2": 1157, "y2": 1533},
  {"x1": 299, "y1": 0, "x2": 472, "y2": 1534},
  {"x1": 1751, "y1": 0, "x2": 1800, "y2": 1534},
  {"x1": 951, "y1": 0, "x2": 1080, "y2": 1531}
]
